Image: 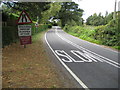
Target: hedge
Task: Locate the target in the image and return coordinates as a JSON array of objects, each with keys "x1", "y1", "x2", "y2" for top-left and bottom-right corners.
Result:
[
  {"x1": 2, "y1": 26, "x2": 18, "y2": 47},
  {"x1": 2, "y1": 24, "x2": 50, "y2": 48}
]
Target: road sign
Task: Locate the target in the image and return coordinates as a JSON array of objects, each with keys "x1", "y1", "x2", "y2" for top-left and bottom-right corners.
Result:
[
  {"x1": 20, "y1": 36, "x2": 32, "y2": 45},
  {"x1": 35, "y1": 22, "x2": 39, "y2": 27},
  {"x1": 18, "y1": 25, "x2": 31, "y2": 36},
  {"x1": 17, "y1": 11, "x2": 32, "y2": 47},
  {"x1": 17, "y1": 11, "x2": 32, "y2": 24}
]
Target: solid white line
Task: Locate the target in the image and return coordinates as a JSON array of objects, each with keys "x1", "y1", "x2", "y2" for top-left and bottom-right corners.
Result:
[
  {"x1": 45, "y1": 30, "x2": 90, "y2": 89},
  {"x1": 55, "y1": 28, "x2": 120, "y2": 68}
]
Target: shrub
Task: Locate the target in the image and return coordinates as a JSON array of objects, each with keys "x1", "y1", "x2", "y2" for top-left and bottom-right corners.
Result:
[
  {"x1": 2, "y1": 26, "x2": 18, "y2": 47},
  {"x1": 94, "y1": 19, "x2": 119, "y2": 46},
  {"x1": 63, "y1": 22, "x2": 119, "y2": 49}
]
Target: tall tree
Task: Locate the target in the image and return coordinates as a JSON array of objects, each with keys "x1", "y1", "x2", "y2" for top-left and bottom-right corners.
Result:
[
  {"x1": 41, "y1": 2, "x2": 61, "y2": 24},
  {"x1": 2, "y1": 1, "x2": 51, "y2": 22},
  {"x1": 86, "y1": 13, "x2": 106, "y2": 26},
  {"x1": 105, "y1": 12, "x2": 114, "y2": 24},
  {"x1": 57, "y1": 2, "x2": 84, "y2": 27}
]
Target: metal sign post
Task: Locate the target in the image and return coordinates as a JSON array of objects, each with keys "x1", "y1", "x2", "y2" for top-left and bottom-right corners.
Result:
[{"x1": 35, "y1": 22, "x2": 39, "y2": 33}]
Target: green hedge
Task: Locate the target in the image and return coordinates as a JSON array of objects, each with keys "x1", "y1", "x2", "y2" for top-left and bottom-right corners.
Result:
[
  {"x1": 31, "y1": 24, "x2": 49, "y2": 35},
  {"x1": 64, "y1": 25, "x2": 101, "y2": 44},
  {"x1": 63, "y1": 23, "x2": 120, "y2": 50},
  {"x1": 94, "y1": 20, "x2": 119, "y2": 46},
  {"x1": 2, "y1": 24, "x2": 49, "y2": 47},
  {"x1": 2, "y1": 12, "x2": 51, "y2": 48},
  {"x1": 2, "y1": 26, "x2": 18, "y2": 47},
  {"x1": 2, "y1": 24, "x2": 50, "y2": 47}
]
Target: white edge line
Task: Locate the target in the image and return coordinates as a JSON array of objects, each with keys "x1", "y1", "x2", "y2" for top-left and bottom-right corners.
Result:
[{"x1": 45, "y1": 30, "x2": 89, "y2": 89}]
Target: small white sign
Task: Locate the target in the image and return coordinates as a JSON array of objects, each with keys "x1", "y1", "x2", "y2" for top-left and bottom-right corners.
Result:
[{"x1": 18, "y1": 25, "x2": 31, "y2": 36}]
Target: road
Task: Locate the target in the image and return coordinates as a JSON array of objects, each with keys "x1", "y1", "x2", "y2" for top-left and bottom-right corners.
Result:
[{"x1": 45, "y1": 26, "x2": 119, "y2": 89}]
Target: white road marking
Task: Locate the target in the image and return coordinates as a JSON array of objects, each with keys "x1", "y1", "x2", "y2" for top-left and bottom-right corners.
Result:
[
  {"x1": 55, "y1": 50, "x2": 88, "y2": 62},
  {"x1": 45, "y1": 30, "x2": 90, "y2": 89},
  {"x1": 55, "y1": 50, "x2": 73, "y2": 62},
  {"x1": 71, "y1": 50, "x2": 95, "y2": 62},
  {"x1": 55, "y1": 27, "x2": 120, "y2": 68},
  {"x1": 59, "y1": 27, "x2": 118, "y2": 53},
  {"x1": 55, "y1": 50, "x2": 105, "y2": 63}
]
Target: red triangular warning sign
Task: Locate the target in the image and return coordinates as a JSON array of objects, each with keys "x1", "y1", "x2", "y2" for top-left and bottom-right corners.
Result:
[{"x1": 17, "y1": 11, "x2": 32, "y2": 24}]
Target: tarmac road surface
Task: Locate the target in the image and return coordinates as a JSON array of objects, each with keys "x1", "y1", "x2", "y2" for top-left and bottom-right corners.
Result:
[{"x1": 45, "y1": 26, "x2": 119, "y2": 89}]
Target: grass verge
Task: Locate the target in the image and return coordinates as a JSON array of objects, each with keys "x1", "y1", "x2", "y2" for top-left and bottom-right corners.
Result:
[
  {"x1": 64, "y1": 25, "x2": 120, "y2": 51},
  {"x1": 2, "y1": 30, "x2": 64, "y2": 88}
]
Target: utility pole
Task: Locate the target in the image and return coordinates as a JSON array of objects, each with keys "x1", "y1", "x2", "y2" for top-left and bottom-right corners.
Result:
[
  {"x1": 118, "y1": 1, "x2": 120, "y2": 12},
  {"x1": 113, "y1": 0, "x2": 117, "y2": 20}
]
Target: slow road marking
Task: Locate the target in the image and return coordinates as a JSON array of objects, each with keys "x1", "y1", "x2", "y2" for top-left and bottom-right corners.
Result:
[
  {"x1": 45, "y1": 31, "x2": 89, "y2": 89},
  {"x1": 55, "y1": 50, "x2": 104, "y2": 63},
  {"x1": 45, "y1": 27, "x2": 119, "y2": 89},
  {"x1": 55, "y1": 28, "x2": 120, "y2": 68}
]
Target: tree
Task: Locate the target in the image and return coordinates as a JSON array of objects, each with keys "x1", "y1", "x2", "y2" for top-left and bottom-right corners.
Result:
[
  {"x1": 105, "y1": 12, "x2": 113, "y2": 24},
  {"x1": 57, "y1": 2, "x2": 84, "y2": 27},
  {"x1": 2, "y1": 1, "x2": 84, "y2": 26},
  {"x1": 2, "y1": 1, "x2": 51, "y2": 22},
  {"x1": 86, "y1": 15, "x2": 92, "y2": 25},
  {"x1": 41, "y1": 2, "x2": 61, "y2": 24},
  {"x1": 86, "y1": 13, "x2": 106, "y2": 26}
]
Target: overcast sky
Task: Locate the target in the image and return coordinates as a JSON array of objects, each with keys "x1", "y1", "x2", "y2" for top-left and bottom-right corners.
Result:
[
  {"x1": 1, "y1": 0, "x2": 120, "y2": 21},
  {"x1": 73, "y1": 0, "x2": 120, "y2": 20}
]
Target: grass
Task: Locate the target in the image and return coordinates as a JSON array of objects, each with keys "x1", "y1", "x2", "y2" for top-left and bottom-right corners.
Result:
[
  {"x1": 64, "y1": 25, "x2": 120, "y2": 51},
  {"x1": 32, "y1": 32, "x2": 43, "y2": 42},
  {"x1": 67, "y1": 25, "x2": 101, "y2": 45},
  {"x1": 112, "y1": 46, "x2": 120, "y2": 50},
  {"x1": 2, "y1": 30, "x2": 64, "y2": 88}
]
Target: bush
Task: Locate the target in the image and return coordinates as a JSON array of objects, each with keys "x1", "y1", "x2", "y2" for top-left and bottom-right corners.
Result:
[
  {"x1": 48, "y1": 24, "x2": 52, "y2": 28},
  {"x1": 94, "y1": 19, "x2": 119, "y2": 46},
  {"x1": 2, "y1": 26, "x2": 18, "y2": 47},
  {"x1": 31, "y1": 23, "x2": 48, "y2": 35},
  {"x1": 63, "y1": 23, "x2": 119, "y2": 50},
  {"x1": 2, "y1": 12, "x2": 49, "y2": 48},
  {"x1": 63, "y1": 25, "x2": 100, "y2": 43}
]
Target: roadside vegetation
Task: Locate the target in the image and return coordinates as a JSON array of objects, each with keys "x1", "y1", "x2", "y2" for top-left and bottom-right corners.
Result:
[
  {"x1": 2, "y1": 30, "x2": 66, "y2": 88},
  {"x1": 2, "y1": 2, "x2": 83, "y2": 47},
  {"x1": 2, "y1": 1, "x2": 119, "y2": 50},
  {"x1": 2, "y1": 11, "x2": 51, "y2": 47},
  {"x1": 2, "y1": 2, "x2": 80, "y2": 88},
  {"x1": 63, "y1": 11, "x2": 120, "y2": 50},
  {"x1": 1, "y1": 1, "x2": 120, "y2": 88}
]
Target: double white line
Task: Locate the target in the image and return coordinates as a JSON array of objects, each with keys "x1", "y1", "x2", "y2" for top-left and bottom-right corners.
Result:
[
  {"x1": 45, "y1": 29, "x2": 90, "y2": 89},
  {"x1": 55, "y1": 28, "x2": 120, "y2": 69},
  {"x1": 45, "y1": 27, "x2": 119, "y2": 89}
]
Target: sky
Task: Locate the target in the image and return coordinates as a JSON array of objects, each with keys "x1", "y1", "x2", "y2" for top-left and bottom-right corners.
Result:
[
  {"x1": 73, "y1": 0, "x2": 120, "y2": 21},
  {"x1": 0, "y1": 0, "x2": 120, "y2": 20}
]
